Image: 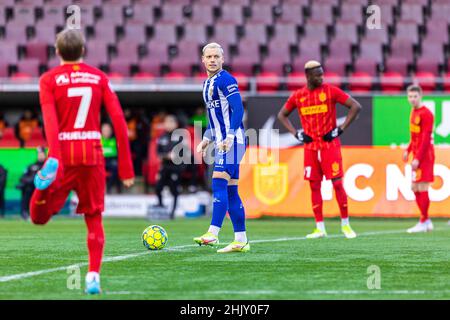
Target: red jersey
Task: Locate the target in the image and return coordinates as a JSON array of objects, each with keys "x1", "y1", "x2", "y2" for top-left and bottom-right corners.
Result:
[
  {"x1": 39, "y1": 62, "x2": 134, "y2": 180},
  {"x1": 407, "y1": 106, "x2": 434, "y2": 162},
  {"x1": 284, "y1": 83, "x2": 350, "y2": 150}
]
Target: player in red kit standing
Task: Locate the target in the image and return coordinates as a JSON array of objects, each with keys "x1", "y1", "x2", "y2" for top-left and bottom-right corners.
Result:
[
  {"x1": 278, "y1": 61, "x2": 361, "y2": 239},
  {"x1": 402, "y1": 85, "x2": 435, "y2": 233},
  {"x1": 30, "y1": 29, "x2": 135, "y2": 294}
]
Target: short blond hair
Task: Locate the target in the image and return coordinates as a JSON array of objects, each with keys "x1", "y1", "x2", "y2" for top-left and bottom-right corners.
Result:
[{"x1": 202, "y1": 42, "x2": 224, "y2": 56}]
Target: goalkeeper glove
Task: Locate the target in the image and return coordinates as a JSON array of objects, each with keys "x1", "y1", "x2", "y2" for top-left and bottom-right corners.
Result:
[
  {"x1": 323, "y1": 127, "x2": 343, "y2": 142},
  {"x1": 295, "y1": 131, "x2": 313, "y2": 144}
]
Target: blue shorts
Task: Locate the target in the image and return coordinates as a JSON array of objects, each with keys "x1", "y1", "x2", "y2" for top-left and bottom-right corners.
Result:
[{"x1": 213, "y1": 141, "x2": 246, "y2": 180}]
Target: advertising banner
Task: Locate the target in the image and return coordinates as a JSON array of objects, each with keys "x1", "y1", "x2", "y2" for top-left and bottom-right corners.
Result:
[
  {"x1": 239, "y1": 146, "x2": 450, "y2": 218},
  {"x1": 246, "y1": 96, "x2": 373, "y2": 147},
  {"x1": 373, "y1": 96, "x2": 450, "y2": 146}
]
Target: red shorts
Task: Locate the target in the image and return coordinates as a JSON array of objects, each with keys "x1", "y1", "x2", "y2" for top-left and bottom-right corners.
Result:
[
  {"x1": 413, "y1": 159, "x2": 434, "y2": 183},
  {"x1": 48, "y1": 165, "x2": 106, "y2": 215},
  {"x1": 304, "y1": 145, "x2": 344, "y2": 181}
]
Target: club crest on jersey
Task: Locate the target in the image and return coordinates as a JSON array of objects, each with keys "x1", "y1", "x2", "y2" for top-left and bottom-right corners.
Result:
[
  {"x1": 332, "y1": 162, "x2": 340, "y2": 176},
  {"x1": 414, "y1": 116, "x2": 420, "y2": 124},
  {"x1": 300, "y1": 97, "x2": 307, "y2": 103},
  {"x1": 319, "y1": 92, "x2": 327, "y2": 102},
  {"x1": 55, "y1": 73, "x2": 70, "y2": 86},
  {"x1": 254, "y1": 157, "x2": 288, "y2": 206}
]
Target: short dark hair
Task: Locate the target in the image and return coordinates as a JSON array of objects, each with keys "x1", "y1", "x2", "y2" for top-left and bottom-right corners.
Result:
[
  {"x1": 407, "y1": 84, "x2": 423, "y2": 95},
  {"x1": 55, "y1": 29, "x2": 85, "y2": 61}
]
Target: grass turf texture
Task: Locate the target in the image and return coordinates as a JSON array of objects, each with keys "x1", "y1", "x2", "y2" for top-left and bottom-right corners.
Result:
[{"x1": 0, "y1": 217, "x2": 449, "y2": 300}]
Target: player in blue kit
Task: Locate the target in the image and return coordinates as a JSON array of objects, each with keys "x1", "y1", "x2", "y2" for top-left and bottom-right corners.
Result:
[{"x1": 193, "y1": 43, "x2": 249, "y2": 253}]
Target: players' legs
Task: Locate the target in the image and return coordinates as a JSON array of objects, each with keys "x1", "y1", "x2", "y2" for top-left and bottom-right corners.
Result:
[
  {"x1": 208, "y1": 170, "x2": 230, "y2": 236},
  {"x1": 227, "y1": 179, "x2": 247, "y2": 243},
  {"x1": 412, "y1": 182, "x2": 431, "y2": 224},
  {"x1": 84, "y1": 212, "x2": 105, "y2": 276},
  {"x1": 304, "y1": 149, "x2": 327, "y2": 237},
  {"x1": 30, "y1": 177, "x2": 71, "y2": 225},
  {"x1": 167, "y1": 169, "x2": 180, "y2": 220},
  {"x1": 331, "y1": 178, "x2": 349, "y2": 222},
  {"x1": 155, "y1": 167, "x2": 169, "y2": 207},
  {"x1": 309, "y1": 180, "x2": 324, "y2": 230}
]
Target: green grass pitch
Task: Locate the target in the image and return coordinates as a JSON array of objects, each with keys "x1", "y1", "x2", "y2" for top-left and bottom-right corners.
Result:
[{"x1": 0, "y1": 216, "x2": 449, "y2": 300}]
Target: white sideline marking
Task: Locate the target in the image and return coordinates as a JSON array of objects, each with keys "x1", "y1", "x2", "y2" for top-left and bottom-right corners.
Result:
[
  {"x1": 103, "y1": 289, "x2": 450, "y2": 296},
  {"x1": 0, "y1": 228, "x2": 446, "y2": 283}
]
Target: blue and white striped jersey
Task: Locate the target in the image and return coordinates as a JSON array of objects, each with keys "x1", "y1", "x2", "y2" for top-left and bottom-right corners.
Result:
[{"x1": 202, "y1": 69, "x2": 245, "y2": 144}]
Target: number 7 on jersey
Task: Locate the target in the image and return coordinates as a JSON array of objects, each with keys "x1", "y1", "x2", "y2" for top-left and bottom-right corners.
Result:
[{"x1": 68, "y1": 87, "x2": 92, "y2": 129}]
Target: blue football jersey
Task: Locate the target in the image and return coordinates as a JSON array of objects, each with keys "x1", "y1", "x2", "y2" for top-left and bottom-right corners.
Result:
[{"x1": 202, "y1": 70, "x2": 245, "y2": 144}]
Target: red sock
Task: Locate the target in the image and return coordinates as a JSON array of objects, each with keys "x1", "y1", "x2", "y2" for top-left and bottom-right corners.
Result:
[
  {"x1": 310, "y1": 180, "x2": 323, "y2": 222},
  {"x1": 30, "y1": 189, "x2": 53, "y2": 225},
  {"x1": 332, "y1": 179, "x2": 348, "y2": 219},
  {"x1": 414, "y1": 191, "x2": 430, "y2": 223},
  {"x1": 85, "y1": 213, "x2": 105, "y2": 273}
]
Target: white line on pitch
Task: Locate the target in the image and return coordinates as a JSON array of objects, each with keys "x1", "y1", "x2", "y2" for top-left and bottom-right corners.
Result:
[{"x1": 0, "y1": 228, "x2": 446, "y2": 283}]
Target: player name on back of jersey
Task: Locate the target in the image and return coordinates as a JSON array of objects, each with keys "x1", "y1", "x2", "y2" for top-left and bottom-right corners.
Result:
[
  {"x1": 55, "y1": 71, "x2": 101, "y2": 86},
  {"x1": 59, "y1": 131, "x2": 101, "y2": 141}
]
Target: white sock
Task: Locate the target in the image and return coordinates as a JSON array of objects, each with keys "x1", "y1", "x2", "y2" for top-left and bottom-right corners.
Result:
[
  {"x1": 341, "y1": 218, "x2": 349, "y2": 226},
  {"x1": 316, "y1": 221, "x2": 325, "y2": 232},
  {"x1": 86, "y1": 272, "x2": 100, "y2": 283},
  {"x1": 235, "y1": 231, "x2": 247, "y2": 243},
  {"x1": 208, "y1": 225, "x2": 221, "y2": 236}
]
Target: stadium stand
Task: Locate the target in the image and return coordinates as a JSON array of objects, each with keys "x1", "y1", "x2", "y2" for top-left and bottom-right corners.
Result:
[{"x1": 0, "y1": 0, "x2": 447, "y2": 91}]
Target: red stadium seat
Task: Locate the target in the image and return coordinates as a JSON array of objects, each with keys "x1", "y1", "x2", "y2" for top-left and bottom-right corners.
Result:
[
  {"x1": 0, "y1": 128, "x2": 20, "y2": 148},
  {"x1": 323, "y1": 57, "x2": 348, "y2": 75},
  {"x1": 400, "y1": 4, "x2": 425, "y2": 24},
  {"x1": 303, "y1": 23, "x2": 328, "y2": 45},
  {"x1": 159, "y1": 3, "x2": 186, "y2": 24},
  {"x1": 256, "y1": 72, "x2": 280, "y2": 92},
  {"x1": 109, "y1": 58, "x2": 132, "y2": 77},
  {"x1": 17, "y1": 59, "x2": 41, "y2": 77},
  {"x1": 107, "y1": 72, "x2": 125, "y2": 82},
  {"x1": 412, "y1": 72, "x2": 436, "y2": 93},
  {"x1": 286, "y1": 71, "x2": 306, "y2": 91},
  {"x1": 231, "y1": 56, "x2": 256, "y2": 76},
  {"x1": 242, "y1": 23, "x2": 269, "y2": 45},
  {"x1": 25, "y1": 42, "x2": 49, "y2": 64},
  {"x1": 272, "y1": 23, "x2": 299, "y2": 45},
  {"x1": 384, "y1": 57, "x2": 409, "y2": 75},
  {"x1": 380, "y1": 71, "x2": 404, "y2": 92},
  {"x1": 231, "y1": 72, "x2": 249, "y2": 92},
  {"x1": 277, "y1": 3, "x2": 304, "y2": 25},
  {"x1": 309, "y1": 4, "x2": 335, "y2": 26},
  {"x1": 133, "y1": 72, "x2": 155, "y2": 81},
  {"x1": 190, "y1": 3, "x2": 215, "y2": 25},
  {"x1": 349, "y1": 71, "x2": 372, "y2": 93},
  {"x1": 219, "y1": 4, "x2": 245, "y2": 25},
  {"x1": 128, "y1": 3, "x2": 156, "y2": 25},
  {"x1": 333, "y1": 21, "x2": 359, "y2": 44},
  {"x1": 25, "y1": 127, "x2": 46, "y2": 148},
  {"x1": 164, "y1": 71, "x2": 186, "y2": 83},
  {"x1": 339, "y1": 3, "x2": 364, "y2": 24},
  {"x1": 323, "y1": 71, "x2": 342, "y2": 87},
  {"x1": 122, "y1": 23, "x2": 148, "y2": 43},
  {"x1": 353, "y1": 57, "x2": 378, "y2": 76},
  {"x1": 182, "y1": 23, "x2": 208, "y2": 44},
  {"x1": 443, "y1": 72, "x2": 450, "y2": 92},
  {"x1": 247, "y1": 4, "x2": 274, "y2": 24}
]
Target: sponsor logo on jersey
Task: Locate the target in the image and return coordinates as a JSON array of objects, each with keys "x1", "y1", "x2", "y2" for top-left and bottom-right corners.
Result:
[
  {"x1": 300, "y1": 104, "x2": 328, "y2": 115},
  {"x1": 227, "y1": 84, "x2": 239, "y2": 93},
  {"x1": 410, "y1": 123, "x2": 421, "y2": 133},
  {"x1": 206, "y1": 100, "x2": 221, "y2": 109},
  {"x1": 58, "y1": 131, "x2": 102, "y2": 141},
  {"x1": 70, "y1": 71, "x2": 101, "y2": 84},
  {"x1": 300, "y1": 97, "x2": 307, "y2": 103},
  {"x1": 55, "y1": 73, "x2": 70, "y2": 86}
]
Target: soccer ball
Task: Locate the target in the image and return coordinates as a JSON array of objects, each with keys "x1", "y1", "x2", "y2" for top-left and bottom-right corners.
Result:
[{"x1": 142, "y1": 225, "x2": 168, "y2": 250}]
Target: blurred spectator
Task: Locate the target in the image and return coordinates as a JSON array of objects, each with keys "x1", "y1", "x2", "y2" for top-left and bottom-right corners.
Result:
[
  {"x1": 16, "y1": 146, "x2": 46, "y2": 220},
  {"x1": 150, "y1": 110, "x2": 167, "y2": 139},
  {"x1": 15, "y1": 109, "x2": 39, "y2": 147},
  {"x1": 154, "y1": 114, "x2": 184, "y2": 219},
  {"x1": 101, "y1": 122, "x2": 122, "y2": 194},
  {"x1": 124, "y1": 108, "x2": 149, "y2": 176},
  {"x1": 190, "y1": 106, "x2": 208, "y2": 132},
  {"x1": 0, "y1": 112, "x2": 8, "y2": 137},
  {"x1": 0, "y1": 165, "x2": 6, "y2": 218}
]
